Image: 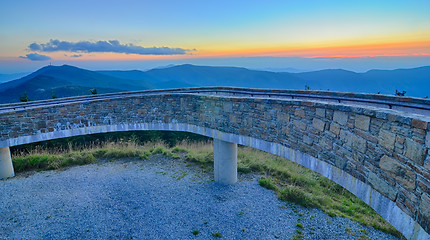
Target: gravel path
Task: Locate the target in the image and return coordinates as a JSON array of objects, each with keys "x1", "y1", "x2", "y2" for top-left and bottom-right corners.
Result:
[{"x1": 0, "y1": 155, "x2": 400, "y2": 240}]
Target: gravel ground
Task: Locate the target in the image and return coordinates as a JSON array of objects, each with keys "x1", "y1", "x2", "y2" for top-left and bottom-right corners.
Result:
[{"x1": 0, "y1": 155, "x2": 400, "y2": 240}]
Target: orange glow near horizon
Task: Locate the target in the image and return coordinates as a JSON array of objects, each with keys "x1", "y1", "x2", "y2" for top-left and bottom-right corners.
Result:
[
  {"x1": 184, "y1": 40, "x2": 430, "y2": 59},
  {"x1": 13, "y1": 39, "x2": 429, "y2": 62}
]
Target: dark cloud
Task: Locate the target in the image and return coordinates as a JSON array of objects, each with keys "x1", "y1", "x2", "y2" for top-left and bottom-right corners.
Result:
[
  {"x1": 309, "y1": 57, "x2": 342, "y2": 60},
  {"x1": 19, "y1": 53, "x2": 51, "y2": 61},
  {"x1": 71, "y1": 54, "x2": 82, "y2": 58},
  {"x1": 29, "y1": 39, "x2": 190, "y2": 55}
]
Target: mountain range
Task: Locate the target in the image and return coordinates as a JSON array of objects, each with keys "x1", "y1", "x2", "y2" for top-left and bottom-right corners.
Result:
[
  {"x1": 0, "y1": 64, "x2": 429, "y2": 103},
  {"x1": 0, "y1": 72, "x2": 30, "y2": 83}
]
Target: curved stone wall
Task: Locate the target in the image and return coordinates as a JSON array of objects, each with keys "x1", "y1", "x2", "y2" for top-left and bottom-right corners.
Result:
[{"x1": 0, "y1": 93, "x2": 429, "y2": 239}]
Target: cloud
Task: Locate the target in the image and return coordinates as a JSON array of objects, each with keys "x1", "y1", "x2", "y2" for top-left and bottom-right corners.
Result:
[
  {"x1": 19, "y1": 53, "x2": 51, "y2": 61},
  {"x1": 29, "y1": 39, "x2": 190, "y2": 55},
  {"x1": 71, "y1": 54, "x2": 82, "y2": 58},
  {"x1": 310, "y1": 57, "x2": 343, "y2": 60}
]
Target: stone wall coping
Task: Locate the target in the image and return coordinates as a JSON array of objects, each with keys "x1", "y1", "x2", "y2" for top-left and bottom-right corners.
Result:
[
  {"x1": 2, "y1": 90, "x2": 430, "y2": 122},
  {"x1": 1, "y1": 86, "x2": 430, "y2": 108}
]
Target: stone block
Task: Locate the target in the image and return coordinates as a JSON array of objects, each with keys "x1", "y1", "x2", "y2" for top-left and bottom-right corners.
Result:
[
  {"x1": 352, "y1": 151, "x2": 365, "y2": 163},
  {"x1": 303, "y1": 135, "x2": 313, "y2": 145},
  {"x1": 277, "y1": 112, "x2": 290, "y2": 123},
  {"x1": 417, "y1": 175, "x2": 430, "y2": 195},
  {"x1": 316, "y1": 108, "x2": 325, "y2": 118},
  {"x1": 396, "y1": 135, "x2": 405, "y2": 145},
  {"x1": 312, "y1": 118, "x2": 325, "y2": 132},
  {"x1": 295, "y1": 109, "x2": 305, "y2": 118},
  {"x1": 412, "y1": 135, "x2": 426, "y2": 146},
  {"x1": 368, "y1": 172, "x2": 397, "y2": 201},
  {"x1": 418, "y1": 193, "x2": 430, "y2": 233},
  {"x1": 352, "y1": 135, "x2": 367, "y2": 154},
  {"x1": 293, "y1": 120, "x2": 307, "y2": 131},
  {"x1": 281, "y1": 126, "x2": 290, "y2": 135},
  {"x1": 425, "y1": 156, "x2": 430, "y2": 172},
  {"x1": 333, "y1": 111, "x2": 348, "y2": 125},
  {"x1": 334, "y1": 156, "x2": 347, "y2": 169},
  {"x1": 390, "y1": 125, "x2": 411, "y2": 136},
  {"x1": 412, "y1": 119, "x2": 428, "y2": 130},
  {"x1": 378, "y1": 130, "x2": 396, "y2": 151},
  {"x1": 354, "y1": 129, "x2": 378, "y2": 143},
  {"x1": 36, "y1": 121, "x2": 47, "y2": 129},
  {"x1": 340, "y1": 129, "x2": 353, "y2": 147},
  {"x1": 379, "y1": 155, "x2": 416, "y2": 191},
  {"x1": 355, "y1": 115, "x2": 370, "y2": 131},
  {"x1": 412, "y1": 127, "x2": 426, "y2": 135},
  {"x1": 405, "y1": 138, "x2": 425, "y2": 166},
  {"x1": 330, "y1": 123, "x2": 340, "y2": 135},
  {"x1": 223, "y1": 102, "x2": 232, "y2": 113},
  {"x1": 396, "y1": 189, "x2": 419, "y2": 217},
  {"x1": 319, "y1": 138, "x2": 333, "y2": 150}
]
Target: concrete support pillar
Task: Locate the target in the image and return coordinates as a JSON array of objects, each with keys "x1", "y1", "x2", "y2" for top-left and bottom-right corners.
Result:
[
  {"x1": 0, "y1": 147, "x2": 14, "y2": 179},
  {"x1": 214, "y1": 139, "x2": 237, "y2": 184}
]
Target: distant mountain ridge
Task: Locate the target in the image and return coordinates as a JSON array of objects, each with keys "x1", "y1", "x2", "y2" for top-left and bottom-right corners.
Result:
[
  {"x1": 0, "y1": 72, "x2": 30, "y2": 83},
  {"x1": 0, "y1": 64, "x2": 429, "y2": 103},
  {"x1": 99, "y1": 64, "x2": 430, "y2": 98},
  {"x1": 0, "y1": 65, "x2": 153, "y2": 103}
]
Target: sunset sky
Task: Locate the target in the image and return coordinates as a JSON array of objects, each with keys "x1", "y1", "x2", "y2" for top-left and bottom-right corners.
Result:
[{"x1": 1, "y1": 0, "x2": 429, "y2": 73}]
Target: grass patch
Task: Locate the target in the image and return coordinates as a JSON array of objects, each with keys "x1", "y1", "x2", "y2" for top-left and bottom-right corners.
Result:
[
  {"x1": 11, "y1": 140, "x2": 403, "y2": 238},
  {"x1": 12, "y1": 140, "x2": 178, "y2": 173}
]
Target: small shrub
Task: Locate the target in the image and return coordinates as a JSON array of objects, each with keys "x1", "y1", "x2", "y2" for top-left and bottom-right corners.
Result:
[
  {"x1": 292, "y1": 229, "x2": 303, "y2": 240},
  {"x1": 258, "y1": 177, "x2": 277, "y2": 191},
  {"x1": 212, "y1": 232, "x2": 222, "y2": 238},
  {"x1": 19, "y1": 92, "x2": 31, "y2": 102},
  {"x1": 192, "y1": 230, "x2": 199, "y2": 235},
  {"x1": 395, "y1": 89, "x2": 406, "y2": 96},
  {"x1": 172, "y1": 147, "x2": 188, "y2": 153},
  {"x1": 278, "y1": 187, "x2": 314, "y2": 207}
]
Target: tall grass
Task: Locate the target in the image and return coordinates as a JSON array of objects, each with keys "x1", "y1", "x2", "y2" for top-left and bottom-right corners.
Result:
[
  {"x1": 12, "y1": 140, "x2": 178, "y2": 172},
  {"x1": 11, "y1": 140, "x2": 402, "y2": 238}
]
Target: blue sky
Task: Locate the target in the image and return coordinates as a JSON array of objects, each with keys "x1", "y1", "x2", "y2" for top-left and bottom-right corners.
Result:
[{"x1": 0, "y1": 0, "x2": 429, "y2": 73}]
